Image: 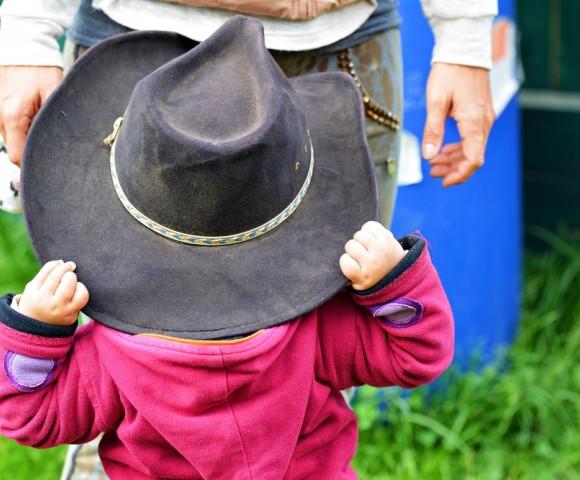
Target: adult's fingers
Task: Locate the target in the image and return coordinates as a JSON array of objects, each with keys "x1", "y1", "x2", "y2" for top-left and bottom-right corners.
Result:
[
  {"x1": 441, "y1": 143, "x2": 463, "y2": 155},
  {"x1": 429, "y1": 143, "x2": 463, "y2": 165},
  {"x1": 455, "y1": 113, "x2": 488, "y2": 181},
  {"x1": 422, "y1": 64, "x2": 495, "y2": 187},
  {"x1": 430, "y1": 164, "x2": 452, "y2": 178},
  {"x1": 0, "y1": 65, "x2": 64, "y2": 166},
  {"x1": 0, "y1": 94, "x2": 35, "y2": 166},
  {"x1": 442, "y1": 160, "x2": 479, "y2": 187},
  {"x1": 422, "y1": 70, "x2": 452, "y2": 160},
  {"x1": 428, "y1": 142, "x2": 477, "y2": 183},
  {"x1": 2, "y1": 116, "x2": 31, "y2": 166},
  {"x1": 422, "y1": 103, "x2": 448, "y2": 160},
  {"x1": 0, "y1": 92, "x2": 36, "y2": 167},
  {"x1": 447, "y1": 67, "x2": 494, "y2": 186},
  {"x1": 428, "y1": 153, "x2": 452, "y2": 166}
]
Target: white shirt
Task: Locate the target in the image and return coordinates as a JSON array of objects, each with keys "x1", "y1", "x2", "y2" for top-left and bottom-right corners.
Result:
[{"x1": 0, "y1": 0, "x2": 497, "y2": 69}]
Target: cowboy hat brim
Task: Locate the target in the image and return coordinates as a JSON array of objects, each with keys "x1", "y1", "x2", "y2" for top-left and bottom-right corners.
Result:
[{"x1": 22, "y1": 31, "x2": 378, "y2": 339}]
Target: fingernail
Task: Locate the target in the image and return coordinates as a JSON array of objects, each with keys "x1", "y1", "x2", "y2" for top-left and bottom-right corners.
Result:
[
  {"x1": 68, "y1": 261, "x2": 76, "y2": 269},
  {"x1": 423, "y1": 143, "x2": 436, "y2": 158}
]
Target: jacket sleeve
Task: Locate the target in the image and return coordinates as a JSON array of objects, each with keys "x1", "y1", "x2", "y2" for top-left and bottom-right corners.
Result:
[
  {"x1": 315, "y1": 236, "x2": 454, "y2": 391},
  {"x1": 0, "y1": 0, "x2": 79, "y2": 67},
  {"x1": 420, "y1": 0, "x2": 498, "y2": 69},
  {"x1": 0, "y1": 294, "x2": 113, "y2": 448}
]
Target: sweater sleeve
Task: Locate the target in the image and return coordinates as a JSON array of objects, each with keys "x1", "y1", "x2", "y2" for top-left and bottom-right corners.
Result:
[
  {"x1": 315, "y1": 236, "x2": 454, "y2": 391},
  {"x1": 0, "y1": 0, "x2": 79, "y2": 67},
  {"x1": 0, "y1": 294, "x2": 112, "y2": 448},
  {"x1": 0, "y1": 0, "x2": 496, "y2": 69},
  {"x1": 420, "y1": 0, "x2": 498, "y2": 70}
]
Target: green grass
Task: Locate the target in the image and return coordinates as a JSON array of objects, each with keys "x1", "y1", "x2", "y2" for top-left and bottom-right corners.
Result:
[
  {"x1": 0, "y1": 211, "x2": 578, "y2": 479},
  {"x1": 0, "y1": 212, "x2": 39, "y2": 295},
  {"x1": 0, "y1": 211, "x2": 65, "y2": 479},
  {"x1": 353, "y1": 227, "x2": 580, "y2": 479}
]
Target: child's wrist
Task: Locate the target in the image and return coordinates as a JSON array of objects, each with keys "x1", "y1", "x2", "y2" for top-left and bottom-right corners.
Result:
[
  {"x1": 2, "y1": 293, "x2": 78, "y2": 338},
  {"x1": 14, "y1": 295, "x2": 78, "y2": 326},
  {"x1": 351, "y1": 248, "x2": 408, "y2": 291}
]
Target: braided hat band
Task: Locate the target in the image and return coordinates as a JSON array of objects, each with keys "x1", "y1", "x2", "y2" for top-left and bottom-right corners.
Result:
[{"x1": 105, "y1": 117, "x2": 315, "y2": 246}]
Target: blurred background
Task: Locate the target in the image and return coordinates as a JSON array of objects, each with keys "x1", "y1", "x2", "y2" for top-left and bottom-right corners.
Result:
[{"x1": 0, "y1": 0, "x2": 579, "y2": 479}]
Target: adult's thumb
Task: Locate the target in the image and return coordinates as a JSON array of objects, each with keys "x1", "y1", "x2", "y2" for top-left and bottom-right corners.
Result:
[{"x1": 422, "y1": 97, "x2": 449, "y2": 160}]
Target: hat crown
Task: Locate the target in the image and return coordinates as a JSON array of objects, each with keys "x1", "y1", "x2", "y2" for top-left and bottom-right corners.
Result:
[{"x1": 113, "y1": 16, "x2": 311, "y2": 237}]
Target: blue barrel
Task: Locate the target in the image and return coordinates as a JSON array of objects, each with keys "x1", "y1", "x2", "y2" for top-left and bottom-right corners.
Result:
[{"x1": 392, "y1": 1, "x2": 521, "y2": 366}]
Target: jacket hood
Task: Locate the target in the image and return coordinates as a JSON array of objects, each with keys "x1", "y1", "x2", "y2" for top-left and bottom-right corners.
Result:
[{"x1": 95, "y1": 320, "x2": 296, "y2": 410}]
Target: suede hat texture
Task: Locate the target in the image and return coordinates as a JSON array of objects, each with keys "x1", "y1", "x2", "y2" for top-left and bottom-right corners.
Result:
[{"x1": 22, "y1": 16, "x2": 378, "y2": 339}]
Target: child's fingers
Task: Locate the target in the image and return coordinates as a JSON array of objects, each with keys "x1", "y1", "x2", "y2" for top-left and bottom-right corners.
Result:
[
  {"x1": 69, "y1": 282, "x2": 89, "y2": 312},
  {"x1": 54, "y1": 271, "x2": 78, "y2": 303},
  {"x1": 344, "y1": 239, "x2": 367, "y2": 262},
  {"x1": 30, "y1": 260, "x2": 63, "y2": 289},
  {"x1": 361, "y1": 221, "x2": 392, "y2": 242},
  {"x1": 353, "y1": 229, "x2": 380, "y2": 251},
  {"x1": 339, "y1": 253, "x2": 361, "y2": 282},
  {"x1": 41, "y1": 261, "x2": 76, "y2": 295}
]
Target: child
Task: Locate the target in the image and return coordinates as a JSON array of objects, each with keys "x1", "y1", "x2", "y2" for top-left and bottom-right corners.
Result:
[{"x1": 0, "y1": 16, "x2": 453, "y2": 479}]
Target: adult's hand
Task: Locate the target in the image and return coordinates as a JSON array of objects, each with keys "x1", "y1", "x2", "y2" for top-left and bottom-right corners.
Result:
[
  {"x1": 421, "y1": 63, "x2": 495, "y2": 187},
  {"x1": 0, "y1": 66, "x2": 63, "y2": 166}
]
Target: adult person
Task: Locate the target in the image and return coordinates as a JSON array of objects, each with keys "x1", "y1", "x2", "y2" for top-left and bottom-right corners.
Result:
[
  {"x1": 0, "y1": 2, "x2": 496, "y2": 478},
  {"x1": 0, "y1": 0, "x2": 497, "y2": 228}
]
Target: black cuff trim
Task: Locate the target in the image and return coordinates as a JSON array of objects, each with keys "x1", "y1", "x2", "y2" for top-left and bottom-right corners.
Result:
[
  {"x1": 354, "y1": 235, "x2": 426, "y2": 296},
  {"x1": 0, "y1": 294, "x2": 78, "y2": 338}
]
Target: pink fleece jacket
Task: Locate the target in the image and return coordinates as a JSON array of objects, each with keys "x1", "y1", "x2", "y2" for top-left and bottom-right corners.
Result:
[{"x1": 0, "y1": 239, "x2": 453, "y2": 479}]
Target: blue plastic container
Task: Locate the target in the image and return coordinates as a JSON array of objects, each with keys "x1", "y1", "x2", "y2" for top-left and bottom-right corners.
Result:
[{"x1": 392, "y1": 1, "x2": 521, "y2": 366}]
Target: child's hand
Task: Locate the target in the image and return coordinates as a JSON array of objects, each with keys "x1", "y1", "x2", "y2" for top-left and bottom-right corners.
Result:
[
  {"x1": 339, "y1": 221, "x2": 407, "y2": 291},
  {"x1": 17, "y1": 260, "x2": 89, "y2": 325}
]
